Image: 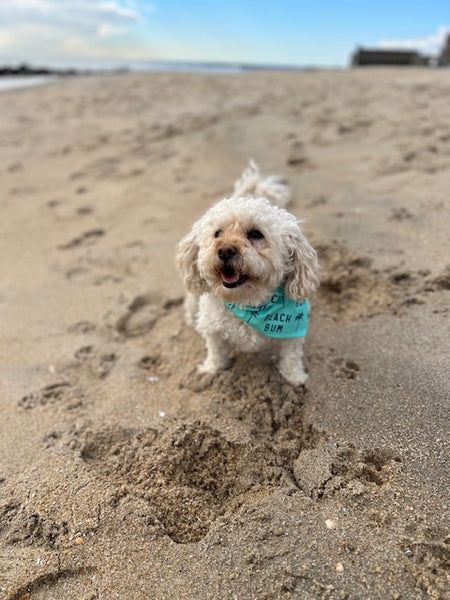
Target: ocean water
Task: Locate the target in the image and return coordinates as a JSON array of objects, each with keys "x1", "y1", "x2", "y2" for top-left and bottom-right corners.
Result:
[
  {"x1": 132, "y1": 60, "x2": 247, "y2": 73},
  {"x1": 0, "y1": 75, "x2": 57, "y2": 91},
  {"x1": 111, "y1": 59, "x2": 306, "y2": 73}
]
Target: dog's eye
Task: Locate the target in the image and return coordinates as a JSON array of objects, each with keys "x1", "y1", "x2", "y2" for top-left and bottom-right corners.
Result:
[
  {"x1": 214, "y1": 229, "x2": 223, "y2": 238},
  {"x1": 247, "y1": 229, "x2": 264, "y2": 241}
]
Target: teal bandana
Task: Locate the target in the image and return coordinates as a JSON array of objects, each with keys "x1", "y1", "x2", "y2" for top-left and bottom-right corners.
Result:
[{"x1": 225, "y1": 286, "x2": 309, "y2": 339}]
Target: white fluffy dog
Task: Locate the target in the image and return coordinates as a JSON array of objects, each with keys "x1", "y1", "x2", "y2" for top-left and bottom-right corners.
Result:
[{"x1": 176, "y1": 161, "x2": 320, "y2": 386}]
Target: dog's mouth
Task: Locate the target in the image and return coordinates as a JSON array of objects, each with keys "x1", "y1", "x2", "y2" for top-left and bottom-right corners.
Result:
[{"x1": 219, "y1": 266, "x2": 248, "y2": 288}]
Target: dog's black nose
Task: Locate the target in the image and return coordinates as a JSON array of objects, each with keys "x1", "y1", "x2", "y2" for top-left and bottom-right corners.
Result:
[{"x1": 218, "y1": 245, "x2": 237, "y2": 261}]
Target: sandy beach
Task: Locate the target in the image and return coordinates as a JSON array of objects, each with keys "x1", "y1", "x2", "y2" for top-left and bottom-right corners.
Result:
[{"x1": 0, "y1": 68, "x2": 449, "y2": 599}]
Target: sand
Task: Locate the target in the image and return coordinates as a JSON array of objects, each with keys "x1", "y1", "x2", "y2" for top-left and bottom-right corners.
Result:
[{"x1": 0, "y1": 68, "x2": 449, "y2": 599}]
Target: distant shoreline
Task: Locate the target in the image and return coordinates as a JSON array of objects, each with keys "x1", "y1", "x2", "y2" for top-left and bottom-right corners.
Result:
[
  {"x1": 0, "y1": 60, "x2": 321, "y2": 91},
  {"x1": 0, "y1": 60, "x2": 317, "y2": 79}
]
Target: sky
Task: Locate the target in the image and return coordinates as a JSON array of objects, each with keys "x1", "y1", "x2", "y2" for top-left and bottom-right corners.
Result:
[{"x1": 0, "y1": 0, "x2": 449, "y2": 68}]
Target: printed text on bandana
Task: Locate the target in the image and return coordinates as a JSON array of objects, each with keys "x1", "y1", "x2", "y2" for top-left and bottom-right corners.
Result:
[{"x1": 225, "y1": 287, "x2": 309, "y2": 339}]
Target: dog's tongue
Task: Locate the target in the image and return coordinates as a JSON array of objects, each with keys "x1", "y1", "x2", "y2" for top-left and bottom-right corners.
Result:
[{"x1": 221, "y1": 269, "x2": 240, "y2": 284}]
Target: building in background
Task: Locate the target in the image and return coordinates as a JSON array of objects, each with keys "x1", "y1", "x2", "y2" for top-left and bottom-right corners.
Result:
[
  {"x1": 352, "y1": 31, "x2": 450, "y2": 67},
  {"x1": 438, "y1": 34, "x2": 450, "y2": 65},
  {"x1": 351, "y1": 48, "x2": 430, "y2": 66}
]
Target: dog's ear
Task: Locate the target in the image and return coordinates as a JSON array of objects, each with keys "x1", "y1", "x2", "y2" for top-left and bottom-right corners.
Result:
[
  {"x1": 176, "y1": 228, "x2": 209, "y2": 294},
  {"x1": 284, "y1": 226, "x2": 320, "y2": 302}
]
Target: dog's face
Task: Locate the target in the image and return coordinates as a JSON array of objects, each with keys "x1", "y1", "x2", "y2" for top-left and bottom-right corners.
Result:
[
  {"x1": 177, "y1": 197, "x2": 320, "y2": 306},
  {"x1": 198, "y1": 209, "x2": 285, "y2": 305}
]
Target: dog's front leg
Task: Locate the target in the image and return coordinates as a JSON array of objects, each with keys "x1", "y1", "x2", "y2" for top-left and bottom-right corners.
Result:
[
  {"x1": 198, "y1": 333, "x2": 231, "y2": 374},
  {"x1": 184, "y1": 292, "x2": 199, "y2": 327},
  {"x1": 278, "y1": 337, "x2": 308, "y2": 386}
]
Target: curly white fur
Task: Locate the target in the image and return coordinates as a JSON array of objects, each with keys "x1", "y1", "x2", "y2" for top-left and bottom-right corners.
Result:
[
  {"x1": 233, "y1": 159, "x2": 291, "y2": 208},
  {"x1": 176, "y1": 162, "x2": 320, "y2": 386}
]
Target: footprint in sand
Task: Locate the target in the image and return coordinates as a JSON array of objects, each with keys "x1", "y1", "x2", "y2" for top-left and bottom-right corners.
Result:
[
  {"x1": 47, "y1": 198, "x2": 95, "y2": 222},
  {"x1": 286, "y1": 141, "x2": 312, "y2": 168},
  {"x1": 47, "y1": 198, "x2": 62, "y2": 208},
  {"x1": 137, "y1": 354, "x2": 162, "y2": 370},
  {"x1": 390, "y1": 207, "x2": 413, "y2": 221},
  {"x1": 6, "y1": 162, "x2": 23, "y2": 173},
  {"x1": 113, "y1": 295, "x2": 183, "y2": 338},
  {"x1": 76, "y1": 205, "x2": 94, "y2": 215},
  {"x1": 330, "y1": 357, "x2": 360, "y2": 380},
  {"x1": 62, "y1": 241, "x2": 150, "y2": 285},
  {"x1": 430, "y1": 265, "x2": 450, "y2": 291},
  {"x1": 73, "y1": 345, "x2": 118, "y2": 379},
  {"x1": 306, "y1": 195, "x2": 328, "y2": 208},
  {"x1": 401, "y1": 530, "x2": 449, "y2": 597},
  {"x1": 293, "y1": 444, "x2": 401, "y2": 499},
  {"x1": 69, "y1": 156, "x2": 120, "y2": 180},
  {"x1": 9, "y1": 185, "x2": 36, "y2": 196},
  {"x1": 7, "y1": 567, "x2": 96, "y2": 600},
  {"x1": 316, "y1": 242, "x2": 396, "y2": 320},
  {"x1": 58, "y1": 228, "x2": 105, "y2": 250},
  {"x1": 18, "y1": 382, "x2": 83, "y2": 411},
  {"x1": 67, "y1": 320, "x2": 96, "y2": 334},
  {"x1": 0, "y1": 501, "x2": 69, "y2": 548}
]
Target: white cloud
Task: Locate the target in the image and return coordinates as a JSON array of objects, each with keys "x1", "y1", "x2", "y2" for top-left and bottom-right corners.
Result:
[
  {"x1": 6, "y1": 0, "x2": 54, "y2": 12},
  {"x1": 379, "y1": 25, "x2": 449, "y2": 55},
  {"x1": 0, "y1": 30, "x2": 15, "y2": 48},
  {"x1": 0, "y1": 0, "x2": 149, "y2": 64},
  {"x1": 96, "y1": 23, "x2": 127, "y2": 38},
  {"x1": 0, "y1": 0, "x2": 141, "y2": 28},
  {"x1": 59, "y1": 34, "x2": 153, "y2": 61},
  {"x1": 98, "y1": 1, "x2": 141, "y2": 21}
]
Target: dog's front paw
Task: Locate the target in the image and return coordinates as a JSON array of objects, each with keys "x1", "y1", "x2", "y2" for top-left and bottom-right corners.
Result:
[
  {"x1": 197, "y1": 361, "x2": 218, "y2": 375},
  {"x1": 198, "y1": 357, "x2": 230, "y2": 374},
  {"x1": 279, "y1": 367, "x2": 308, "y2": 387},
  {"x1": 181, "y1": 367, "x2": 215, "y2": 392},
  {"x1": 288, "y1": 372, "x2": 308, "y2": 387}
]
